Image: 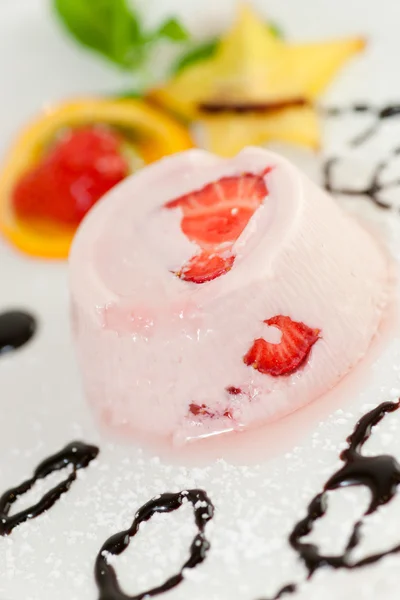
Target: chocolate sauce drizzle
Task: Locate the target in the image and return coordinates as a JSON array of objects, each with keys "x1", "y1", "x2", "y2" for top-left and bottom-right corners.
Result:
[
  {"x1": 261, "y1": 400, "x2": 400, "y2": 599},
  {"x1": 0, "y1": 389, "x2": 397, "y2": 597},
  {"x1": 323, "y1": 103, "x2": 400, "y2": 147},
  {"x1": 323, "y1": 151, "x2": 400, "y2": 211},
  {"x1": 95, "y1": 489, "x2": 214, "y2": 600},
  {"x1": 0, "y1": 310, "x2": 37, "y2": 355},
  {"x1": 199, "y1": 97, "x2": 308, "y2": 114},
  {"x1": 0, "y1": 441, "x2": 99, "y2": 535},
  {"x1": 322, "y1": 103, "x2": 400, "y2": 210}
]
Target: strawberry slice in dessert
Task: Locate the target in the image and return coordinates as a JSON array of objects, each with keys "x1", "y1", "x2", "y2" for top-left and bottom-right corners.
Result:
[
  {"x1": 189, "y1": 403, "x2": 233, "y2": 419},
  {"x1": 244, "y1": 315, "x2": 321, "y2": 377},
  {"x1": 69, "y1": 148, "x2": 390, "y2": 444},
  {"x1": 178, "y1": 252, "x2": 235, "y2": 284},
  {"x1": 165, "y1": 170, "x2": 270, "y2": 283}
]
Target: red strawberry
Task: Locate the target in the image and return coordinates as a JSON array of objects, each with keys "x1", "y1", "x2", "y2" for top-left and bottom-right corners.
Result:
[
  {"x1": 181, "y1": 205, "x2": 256, "y2": 247},
  {"x1": 244, "y1": 315, "x2": 320, "y2": 377},
  {"x1": 166, "y1": 172, "x2": 270, "y2": 248},
  {"x1": 166, "y1": 171, "x2": 270, "y2": 214},
  {"x1": 226, "y1": 386, "x2": 242, "y2": 395},
  {"x1": 13, "y1": 126, "x2": 129, "y2": 226},
  {"x1": 166, "y1": 168, "x2": 270, "y2": 284},
  {"x1": 178, "y1": 251, "x2": 234, "y2": 284},
  {"x1": 189, "y1": 403, "x2": 232, "y2": 419}
]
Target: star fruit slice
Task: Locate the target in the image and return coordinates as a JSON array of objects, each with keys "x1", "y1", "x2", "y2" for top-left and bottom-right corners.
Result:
[
  {"x1": 200, "y1": 105, "x2": 320, "y2": 156},
  {"x1": 150, "y1": 4, "x2": 365, "y2": 120}
]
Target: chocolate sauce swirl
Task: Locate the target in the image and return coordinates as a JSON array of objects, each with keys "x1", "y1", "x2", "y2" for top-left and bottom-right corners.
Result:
[
  {"x1": 0, "y1": 310, "x2": 37, "y2": 355},
  {"x1": 323, "y1": 150, "x2": 400, "y2": 211},
  {"x1": 0, "y1": 441, "x2": 99, "y2": 535},
  {"x1": 260, "y1": 400, "x2": 400, "y2": 599},
  {"x1": 322, "y1": 103, "x2": 400, "y2": 210},
  {"x1": 95, "y1": 489, "x2": 214, "y2": 600},
  {"x1": 323, "y1": 103, "x2": 400, "y2": 147}
]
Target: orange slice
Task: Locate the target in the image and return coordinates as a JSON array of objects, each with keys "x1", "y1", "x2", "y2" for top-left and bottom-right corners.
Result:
[{"x1": 0, "y1": 97, "x2": 193, "y2": 259}]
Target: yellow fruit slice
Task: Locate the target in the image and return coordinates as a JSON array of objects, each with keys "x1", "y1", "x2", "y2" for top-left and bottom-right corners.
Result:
[
  {"x1": 150, "y1": 4, "x2": 365, "y2": 120},
  {"x1": 200, "y1": 106, "x2": 320, "y2": 156},
  {"x1": 0, "y1": 97, "x2": 193, "y2": 259},
  {"x1": 286, "y1": 39, "x2": 366, "y2": 100}
]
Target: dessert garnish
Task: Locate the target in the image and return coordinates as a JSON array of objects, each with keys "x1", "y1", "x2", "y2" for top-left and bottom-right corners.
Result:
[
  {"x1": 0, "y1": 442, "x2": 98, "y2": 535},
  {"x1": 0, "y1": 3, "x2": 370, "y2": 257},
  {"x1": 323, "y1": 102, "x2": 400, "y2": 210},
  {"x1": 95, "y1": 489, "x2": 214, "y2": 600},
  {"x1": 13, "y1": 126, "x2": 129, "y2": 227},
  {"x1": 0, "y1": 98, "x2": 192, "y2": 258},
  {"x1": 150, "y1": 4, "x2": 365, "y2": 154},
  {"x1": 0, "y1": 310, "x2": 37, "y2": 355},
  {"x1": 0, "y1": 402, "x2": 399, "y2": 598},
  {"x1": 199, "y1": 105, "x2": 320, "y2": 157},
  {"x1": 325, "y1": 102, "x2": 400, "y2": 147},
  {"x1": 52, "y1": 0, "x2": 189, "y2": 75},
  {"x1": 51, "y1": 0, "x2": 366, "y2": 157},
  {"x1": 262, "y1": 400, "x2": 400, "y2": 599}
]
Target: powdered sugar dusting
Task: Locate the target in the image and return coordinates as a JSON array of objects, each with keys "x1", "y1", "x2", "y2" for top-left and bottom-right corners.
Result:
[
  {"x1": 2, "y1": 362, "x2": 400, "y2": 600},
  {"x1": 2, "y1": 237, "x2": 400, "y2": 599}
]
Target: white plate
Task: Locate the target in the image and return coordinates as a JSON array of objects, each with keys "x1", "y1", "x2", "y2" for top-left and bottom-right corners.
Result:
[{"x1": 2, "y1": 1, "x2": 400, "y2": 599}]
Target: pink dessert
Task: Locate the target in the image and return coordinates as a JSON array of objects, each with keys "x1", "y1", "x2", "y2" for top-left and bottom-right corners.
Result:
[{"x1": 69, "y1": 148, "x2": 390, "y2": 443}]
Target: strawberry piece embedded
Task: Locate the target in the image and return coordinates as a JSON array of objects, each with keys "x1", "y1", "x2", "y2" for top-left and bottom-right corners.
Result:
[
  {"x1": 181, "y1": 205, "x2": 256, "y2": 247},
  {"x1": 178, "y1": 251, "x2": 234, "y2": 284},
  {"x1": 226, "y1": 386, "x2": 242, "y2": 395},
  {"x1": 165, "y1": 168, "x2": 270, "y2": 283},
  {"x1": 167, "y1": 173, "x2": 269, "y2": 247},
  {"x1": 12, "y1": 126, "x2": 129, "y2": 226},
  {"x1": 189, "y1": 403, "x2": 233, "y2": 419},
  {"x1": 244, "y1": 315, "x2": 320, "y2": 376}
]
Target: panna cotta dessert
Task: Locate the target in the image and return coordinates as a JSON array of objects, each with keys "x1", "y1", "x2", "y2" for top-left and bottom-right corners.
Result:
[{"x1": 69, "y1": 147, "x2": 390, "y2": 443}]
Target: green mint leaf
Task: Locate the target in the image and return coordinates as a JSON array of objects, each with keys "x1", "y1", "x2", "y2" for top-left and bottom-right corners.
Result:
[
  {"x1": 53, "y1": 0, "x2": 188, "y2": 71},
  {"x1": 108, "y1": 0, "x2": 143, "y2": 68},
  {"x1": 268, "y1": 21, "x2": 284, "y2": 39},
  {"x1": 172, "y1": 20, "x2": 283, "y2": 74},
  {"x1": 173, "y1": 39, "x2": 218, "y2": 73},
  {"x1": 53, "y1": 0, "x2": 141, "y2": 68},
  {"x1": 53, "y1": 0, "x2": 113, "y2": 59},
  {"x1": 157, "y1": 17, "x2": 189, "y2": 42},
  {"x1": 113, "y1": 89, "x2": 143, "y2": 99},
  {"x1": 53, "y1": 0, "x2": 280, "y2": 75}
]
